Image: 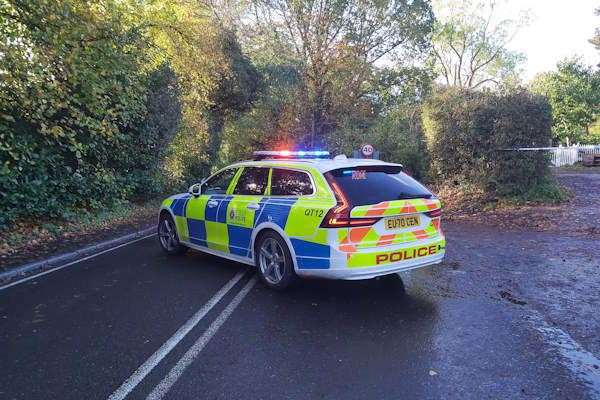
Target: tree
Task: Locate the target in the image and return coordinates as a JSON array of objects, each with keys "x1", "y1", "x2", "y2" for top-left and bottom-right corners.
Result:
[
  {"x1": 530, "y1": 59, "x2": 600, "y2": 144},
  {"x1": 326, "y1": 65, "x2": 434, "y2": 167},
  {"x1": 219, "y1": 63, "x2": 307, "y2": 165},
  {"x1": 0, "y1": 0, "x2": 153, "y2": 224},
  {"x1": 431, "y1": 0, "x2": 526, "y2": 89},
  {"x1": 248, "y1": 0, "x2": 434, "y2": 147},
  {"x1": 206, "y1": 29, "x2": 261, "y2": 168},
  {"x1": 0, "y1": 0, "x2": 246, "y2": 224}
]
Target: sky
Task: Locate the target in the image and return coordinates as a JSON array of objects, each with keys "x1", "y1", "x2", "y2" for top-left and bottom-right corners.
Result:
[{"x1": 502, "y1": 0, "x2": 599, "y2": 81}]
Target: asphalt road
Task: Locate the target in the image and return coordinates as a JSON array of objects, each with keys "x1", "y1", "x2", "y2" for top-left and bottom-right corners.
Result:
[{"x1": 1, "y1": 222, "x2": 600, "y2": 399}]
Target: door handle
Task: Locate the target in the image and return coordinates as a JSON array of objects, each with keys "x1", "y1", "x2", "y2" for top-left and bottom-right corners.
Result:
[
  {"x1": 207, "y1": 200, "x2": 219, "y2": 208},
  {"x1": 247, "y1": 203, "x2": 260, "y2": 211}
]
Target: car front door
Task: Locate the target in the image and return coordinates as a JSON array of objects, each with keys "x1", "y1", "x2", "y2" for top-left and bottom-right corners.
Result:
[
  {"x1": 185, "y1": 167, "x2": 238, "y2": 251},
  {"x1": 226, "y1": 167, "x2": 270, "y2": 258}
]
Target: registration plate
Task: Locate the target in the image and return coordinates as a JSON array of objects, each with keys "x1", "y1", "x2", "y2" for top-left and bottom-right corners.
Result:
[{"x1": 385, "y1": 215, "x2": 420, "y2": 230}]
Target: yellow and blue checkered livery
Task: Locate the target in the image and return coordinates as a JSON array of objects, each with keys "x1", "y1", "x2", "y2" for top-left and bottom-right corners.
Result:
[{"x1": 159, "y1": 157, "x2": 445, "y2": 281}]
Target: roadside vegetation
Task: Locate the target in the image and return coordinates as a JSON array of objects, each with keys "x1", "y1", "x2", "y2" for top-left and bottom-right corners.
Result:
[
  {"x1": 531, "y1": 59, "x2": 600, "y2": 145},
  {"x1": 1, "y1": 0, "x2": 599, "y2": 250},
  {"x1": 0, "y1": 198, "x2": 160, "y2": 268},
  {"x1": 422, "y1": 87, "x2": 564, "y2": 201}
]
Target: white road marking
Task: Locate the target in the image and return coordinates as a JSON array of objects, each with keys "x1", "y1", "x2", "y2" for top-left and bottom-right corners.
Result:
[
  {"x1": 527, "y1": 310, "x2": 600, "y2": 397},
  {"x1": 0, "y1": 234, "x2": 156, "y2": 291},
  {"x1": 146, "y1": 276, "x2": 258, "y2": 400},
  {"x1": 107, "y1": 271, "x2": 246, "y2": 400}
]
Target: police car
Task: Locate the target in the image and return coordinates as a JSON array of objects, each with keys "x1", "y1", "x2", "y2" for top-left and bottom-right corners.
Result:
[{"x1": 158, "y1": 151, "x2": 445, "y2": 289}]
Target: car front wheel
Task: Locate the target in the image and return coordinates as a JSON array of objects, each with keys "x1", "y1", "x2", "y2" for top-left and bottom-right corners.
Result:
[{"x1": 158, "y1": 213, "x2": 188, "y2": 255}]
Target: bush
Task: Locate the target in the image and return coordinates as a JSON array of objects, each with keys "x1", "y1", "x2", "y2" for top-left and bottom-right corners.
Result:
[
  {"x1": 485, "y1": 90, "x2": 554, "y2": 196},
  {"x1": 422, "y1": 87, "x2": 555, "y2": 197},
  {"x1": 0, "y1": 1, "x2": 226, "y2": 228},
  {"x1": 422, "y1": 88, "x2": 488, "y2": 185},
  {"x1": 513, "y1": 178, "x2": 570, "y2": 204},
  {"x1": 580, "y1": 131, "x2": 600, "y2": 145}
]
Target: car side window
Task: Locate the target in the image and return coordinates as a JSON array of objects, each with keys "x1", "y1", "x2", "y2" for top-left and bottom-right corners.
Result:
[
  {"x1": 270, "y1": 168, "x2": 314, "y2": 196},
  {"x1": 203, "y1": 168, "x2": 237, "y2": 195},
  {"x1": 233, "y1": 167, "x2": 269, "y2": 195}
]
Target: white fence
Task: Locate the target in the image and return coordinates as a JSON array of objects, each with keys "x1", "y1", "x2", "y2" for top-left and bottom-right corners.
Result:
[{"x1": 509, "y1": 145, "x2": 600, "y2": 167}]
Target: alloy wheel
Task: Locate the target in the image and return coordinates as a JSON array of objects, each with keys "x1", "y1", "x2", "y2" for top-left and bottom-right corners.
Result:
[
  {"x1": 159, "y1": 218, "x2": 178, "y2": 251},
  {"x1": 258, "y1": 238, "x2": 286, "y2": 284}
]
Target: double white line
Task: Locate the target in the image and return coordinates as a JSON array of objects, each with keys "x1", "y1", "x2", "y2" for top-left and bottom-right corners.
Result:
[{"x1": 108, "y1": 271, "x2": 257, "y2": 400}]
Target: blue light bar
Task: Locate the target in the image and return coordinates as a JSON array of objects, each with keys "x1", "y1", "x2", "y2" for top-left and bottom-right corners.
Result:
[{"x1": 253, "y1": 150, "x2": 330, "y2": 159}]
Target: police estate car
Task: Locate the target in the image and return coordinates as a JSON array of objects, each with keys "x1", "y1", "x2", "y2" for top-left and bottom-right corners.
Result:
[{"x1": 158, "y1": 151, "x2": 445, "y2": 289}]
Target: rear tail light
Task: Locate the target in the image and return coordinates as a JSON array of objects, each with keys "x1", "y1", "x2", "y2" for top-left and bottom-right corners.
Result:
[
  {"x1": 426, "y1": 208, "x2": 442, "y2": 218},
  {"x1": 320, "y1": 176, "x2": 381, "y2": 228}
]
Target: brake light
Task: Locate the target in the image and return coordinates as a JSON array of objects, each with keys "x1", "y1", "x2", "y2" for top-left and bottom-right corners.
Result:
[
  {"x1": 426, "y1": 208, "x2": 442, "y2": 218},
  {"x1": 320, "y1": 176, "x2": 380, "y2": 228}
]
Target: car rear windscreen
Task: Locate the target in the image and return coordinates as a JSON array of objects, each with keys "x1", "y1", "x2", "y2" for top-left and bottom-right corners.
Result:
[{"x1": 326, "y1": 166, "x2": 432, "y2": 206}]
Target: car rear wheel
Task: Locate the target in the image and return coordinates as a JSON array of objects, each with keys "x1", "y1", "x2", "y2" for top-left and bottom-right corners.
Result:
[
  {"x1": 255, "y1": 231, "x2": 296, "y2": 290},
  {"x1": 158, "y1": 213, "x2": 188, "y2": 255}
]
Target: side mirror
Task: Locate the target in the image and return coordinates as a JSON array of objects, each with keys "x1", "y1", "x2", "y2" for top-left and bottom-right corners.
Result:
[{"x1": 188, "y1": 183, "x2": 202, "y2": 197}]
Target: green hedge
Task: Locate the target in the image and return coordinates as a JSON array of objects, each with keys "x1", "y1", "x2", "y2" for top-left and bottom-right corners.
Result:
[
  {"x1": 422, "y1": 87, "x2": 554, "y2": 196},
  {"x1": 0, "y1": 1, "x2": 177, "y2": 227}
]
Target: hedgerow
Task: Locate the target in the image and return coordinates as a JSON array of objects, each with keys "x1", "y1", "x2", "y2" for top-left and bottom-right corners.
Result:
[
  {"x1": 0, "y1": 0, "x2": 223, "y2": 228},
  {"x1": 0, "y1": 1, "x2": 148, "y2": 226},
  {"x1": 422, "y1": 87, "x2": 558, "y2": 197}
]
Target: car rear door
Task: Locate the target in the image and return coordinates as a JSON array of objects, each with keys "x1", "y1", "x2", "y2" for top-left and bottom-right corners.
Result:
[{"x1": 268, "y1": 167, "x2": 336, "y2": 269}]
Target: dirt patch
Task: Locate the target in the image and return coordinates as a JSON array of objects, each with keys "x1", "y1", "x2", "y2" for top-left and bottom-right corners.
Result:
[
  {"x1": 0, "y1": 199, "x2": 161, "y2": 271},
  {"x1": 440, "y1": 172, "x2": 600, "y2": 236}
]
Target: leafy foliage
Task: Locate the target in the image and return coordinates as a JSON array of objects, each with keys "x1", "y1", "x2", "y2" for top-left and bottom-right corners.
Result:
[
  {"x1": 248, "y1": 0, "x2": 435, "y2": 146},
  {"x1": 0, "y1": 0, "x2": 151, "y2": 225},
  {"x1": 327, "y1": 66, "x2": 434, "y2": 178},
  {"x1": 369, "y1": 107, "x2": 429, "y2": 179},
  {"x1": 220, "y1": 63, "x2": 307, "y2": 165},
  {"x1": 0, "y1": 0, "x2": 233, "y2": 226},
  {"x1": 422, "y1": 87, "x2": 554, "y2": 196},
  {"x1": 530, "y1": 59, "x2": 600, "y2": 144},
  {"x1": 206, "y1": 29, "x2": 261, "y2": 168},
  {"x1": 431, "y1": 0, "x2": 527, "y2": 89}
]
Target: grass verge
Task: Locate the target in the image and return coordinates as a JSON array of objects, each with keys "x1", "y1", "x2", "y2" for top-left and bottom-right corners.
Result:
[{"x1": 0, "y1": 198, "x2": 162, "y2": 268}]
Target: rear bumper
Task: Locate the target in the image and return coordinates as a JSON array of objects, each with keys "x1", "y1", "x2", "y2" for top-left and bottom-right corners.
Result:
[
  {"x1": 295, "y1": 235, "x2": 445, "y2": 280},
  {"x1": 296, "y1": 252, "x2": 444, "y2": 280}
]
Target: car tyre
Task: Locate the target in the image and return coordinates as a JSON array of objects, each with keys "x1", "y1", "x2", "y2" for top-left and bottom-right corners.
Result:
[
  {"x1": 158, "y1": 213, "x2": 188, "y2": 255},
  {"x1": 255, "y1": 231, "x2": 297, "y2": 290}
]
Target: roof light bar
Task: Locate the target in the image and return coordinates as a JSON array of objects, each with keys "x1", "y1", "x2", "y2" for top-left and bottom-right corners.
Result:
[{"x1": 253, "y1": 150, "x2": 330, "y2": 160}]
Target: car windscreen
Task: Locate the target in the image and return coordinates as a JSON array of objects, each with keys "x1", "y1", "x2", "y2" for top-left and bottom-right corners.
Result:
[{"x1": 326, "y1": 166, "x2": 432, "y2": 206}]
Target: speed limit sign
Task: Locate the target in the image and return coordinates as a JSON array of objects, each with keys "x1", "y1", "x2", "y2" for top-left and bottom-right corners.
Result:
[{"x1": 361, "y1": 143, "x2": 374, "y2": 157}]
